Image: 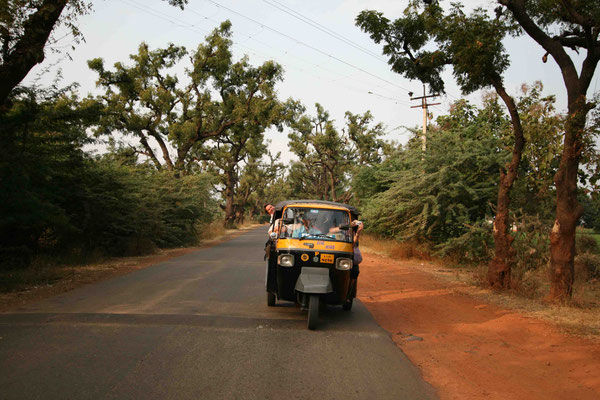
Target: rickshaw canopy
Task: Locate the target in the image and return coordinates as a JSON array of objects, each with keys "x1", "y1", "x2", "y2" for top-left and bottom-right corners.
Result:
[{"x1": 273, "y1": 200, "x2": 359, "y2": 220}]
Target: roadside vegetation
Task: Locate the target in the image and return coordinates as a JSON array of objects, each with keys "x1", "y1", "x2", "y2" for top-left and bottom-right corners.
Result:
[{"x1": 1, "y1": 1, "x2": 599, "y2": 316}]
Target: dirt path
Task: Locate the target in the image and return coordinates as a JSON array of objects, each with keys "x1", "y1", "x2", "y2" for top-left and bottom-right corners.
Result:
[{"x1": 358, "y1": 251, "x2": 600, "y2": 400}]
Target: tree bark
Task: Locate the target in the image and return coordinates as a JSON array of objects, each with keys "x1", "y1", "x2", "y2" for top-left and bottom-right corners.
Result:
[
  {"x1": 487, "y1": 81, "x2": 525, "y2": 289},
  {"x1": 548, "y1": 96, "x2": 588, "y2": 301},
  {"x1": 0, "y1": 0, "x2": 68, "y2": 109}
]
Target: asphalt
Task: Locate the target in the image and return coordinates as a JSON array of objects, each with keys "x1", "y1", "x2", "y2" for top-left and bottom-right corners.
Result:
[{"x1": 0, "y1": 226, "x2": 436, "y2": 400}]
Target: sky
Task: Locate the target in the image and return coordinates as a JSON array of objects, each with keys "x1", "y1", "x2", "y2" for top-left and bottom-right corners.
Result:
[{"x1": 26, "y1": 0, "x2": 600, "y2": 162}]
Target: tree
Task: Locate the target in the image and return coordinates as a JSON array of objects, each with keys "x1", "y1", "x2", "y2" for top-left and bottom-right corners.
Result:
[
  {"x1": 288, "y1": 104, "x2": 351, "y2": 202},
  {"x1": 358, "y1": 0, "x2": 600, "y2": 300},
  {"x1": 496, "y1": 0, "x2": 600, "y2": 301},
  {"x1": 90, "y1": 21, "x2": 286, "y2": 178},
  {"x1": 236, "y1": 152, "x2": 285, "y2": 224},
  {"x1": 0, "y1": 0, "x2": 187, "y2": 111},
  {"x1": 288, "y1": 104, "x2": 385, "y2": 202},
  {"x1": 357, "y1": 1, "x2": 524, "y2": 288},
  {"x1": 200, "y1": 128, "x2": 273, "y2": 227}
]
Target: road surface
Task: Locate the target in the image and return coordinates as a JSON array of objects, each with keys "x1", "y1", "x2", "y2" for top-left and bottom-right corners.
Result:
[{"x1": 0, "y1": 226, "x2": 435, "y2": 399}]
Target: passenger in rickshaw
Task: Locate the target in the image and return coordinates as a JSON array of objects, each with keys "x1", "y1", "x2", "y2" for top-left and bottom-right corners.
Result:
[{"x1": 351, "y1": 220, "x2": 363, "y2": 279}]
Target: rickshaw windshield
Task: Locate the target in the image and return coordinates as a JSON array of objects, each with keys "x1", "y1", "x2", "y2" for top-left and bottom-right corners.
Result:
[{"x1": 280, "y1": 207, "x2": 352, "y2": 242}]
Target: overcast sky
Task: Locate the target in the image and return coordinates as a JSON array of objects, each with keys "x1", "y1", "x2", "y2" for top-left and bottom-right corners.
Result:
[{"x1": 26, "y1": 0, "x2": 600, "y2": 162}]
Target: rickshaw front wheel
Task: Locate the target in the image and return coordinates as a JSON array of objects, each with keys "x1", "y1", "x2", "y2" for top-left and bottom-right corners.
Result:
[
  {"x1": 307, "y1": 294, "x2": 319, "y2": 330},
  {"x1": 267, "y1": 292, "x2": 276, "y2": 306}
]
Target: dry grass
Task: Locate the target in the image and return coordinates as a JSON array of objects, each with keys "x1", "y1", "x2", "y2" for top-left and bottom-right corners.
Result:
[
  {"x1": 361, "y1": 232, "x2": 600, "y2": 339},
  {"x1": 196, "y1": 220, "x2": 227, "y2": 240},
  {"x1": 360, "y1": 233, "x2": 433, "y2": 260}
]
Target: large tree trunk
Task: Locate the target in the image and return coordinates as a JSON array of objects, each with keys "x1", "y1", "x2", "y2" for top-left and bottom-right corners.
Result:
[
  {"x1": 488, "y1": 81, "x2": 525, "y2": 288},
  {"x1": 548, "y1": 98, "x2": 587, "y2": 301},
  {"x1": 0, "y1": 0, "x2": 68, "y2": 109}
]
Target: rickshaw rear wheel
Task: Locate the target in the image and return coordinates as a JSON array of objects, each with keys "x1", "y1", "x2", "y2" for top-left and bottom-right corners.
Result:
[
  {"x1": 307, "y1": 294, "x2": 319, "y2": 330},
  {"x1": 342, "y1": 298, "x2": 353, "y2": 311},
  {"x1": 267, "y1": 292, "x2": 276, "y2": 306}
]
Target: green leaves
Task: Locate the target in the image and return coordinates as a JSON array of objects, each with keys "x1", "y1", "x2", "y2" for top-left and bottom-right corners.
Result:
[
  {"x1": 360, "y1": 99, "x2": 506, "y2": 251},
  {"x1": 356, "y1": 2, "x2": 511, "y2": 94},
  {"x1": 89, "y1": 21, "x2": 286, "y2": 177}
]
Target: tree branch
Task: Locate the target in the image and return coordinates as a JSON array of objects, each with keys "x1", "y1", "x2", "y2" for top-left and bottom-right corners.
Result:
[{"x1": 0, "y1": 0, "x2": 68, "y2": 108}]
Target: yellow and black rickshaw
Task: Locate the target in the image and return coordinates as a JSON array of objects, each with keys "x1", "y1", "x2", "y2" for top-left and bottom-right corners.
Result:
[{"x1": 266, "y1": 200, "x2": 359, "y2": 329}]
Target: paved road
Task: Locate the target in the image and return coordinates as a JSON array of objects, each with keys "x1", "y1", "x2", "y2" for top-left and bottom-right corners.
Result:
[{"x1": 0, "y1": 226, "x2": 436, "y2": 400}]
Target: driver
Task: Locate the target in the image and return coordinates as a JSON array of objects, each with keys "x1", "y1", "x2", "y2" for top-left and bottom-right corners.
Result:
[{"x1": 291, "y1": 216, "x2": 322, "y2": 238}]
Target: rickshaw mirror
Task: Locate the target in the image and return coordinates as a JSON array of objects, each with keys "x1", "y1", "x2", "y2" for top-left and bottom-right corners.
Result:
[
  {"x1": 338, "y1": 224, "x2": 350, "y2": 231},
  {"x1": 269, "y1": 232, "x2": 278, "y2": 240}
]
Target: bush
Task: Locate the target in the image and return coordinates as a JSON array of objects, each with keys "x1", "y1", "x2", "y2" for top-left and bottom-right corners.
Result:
[
  {"x1": 575, "y1": 253, "x2": 600, "y2": 279},
  {"x1": 576, "y1": 234, "x2": 599, "y2": 255},
  {"x1": 512, "y1": 214, "x2": 551, "y2": 272},
  {"x1": 434, "y1": 221, "x2": 493, "y2": 264}
]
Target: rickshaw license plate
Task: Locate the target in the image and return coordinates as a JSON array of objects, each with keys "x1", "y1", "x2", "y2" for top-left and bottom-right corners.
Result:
[{"x1": 320, "y1": 254, "x2": 334, "y2": 264}]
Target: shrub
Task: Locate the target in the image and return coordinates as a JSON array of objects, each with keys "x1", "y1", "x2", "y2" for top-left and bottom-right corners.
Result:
[
  {"x1": 576, "y1": 234, "x2": 599, "y2": 255},
  {"x1": 512, "y1": 213, "x2": 551, "y2": 272},
  {"x1": 434, "y1": 221, "x2": 494, "y2": 264},
  {"x1": 575, "y1": 253, "x2": 600, "y2": 279}
]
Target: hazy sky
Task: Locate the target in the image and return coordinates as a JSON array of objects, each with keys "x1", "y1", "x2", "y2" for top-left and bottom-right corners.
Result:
[{"x1": 27, "y1": 0, "x2": 600, "y2": 162}]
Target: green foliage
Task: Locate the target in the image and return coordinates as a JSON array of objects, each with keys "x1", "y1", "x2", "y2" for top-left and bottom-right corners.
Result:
[
  {"x1": 287, "y1": 104, "x2": 385, "y2": 202},
  {"x1": 434, "y1": 220, "x2": 494, "y2": 263},
  {"x1": 81, "y1": 160, "x2": 216, "y2": 254},
  {"x1": 357, "y1": 99, "x2": 511, "y2": 264},
  {"x1": 511, "y1": 213, "x2": 551, "y2": 272},
  {"x1": 89, "y1": 21, "x2": 288, "y2": 177},
  {"x1": 356, "y1": 2, "x2": 511, "y2": 94},
  {"x1": 0, "y1": 85, "x2": 217, "y2": 268},
  {"x1": 0, "y1": 85, "x2": 99, "y2": 266},
  {"x1": 511, "y1": 82, "x2": 563, "y2": 218}
]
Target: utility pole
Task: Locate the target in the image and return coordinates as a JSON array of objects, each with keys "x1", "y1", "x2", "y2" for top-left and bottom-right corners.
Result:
[{"x1": 410, "y1": 84, "x2": 440, "y2": 152}]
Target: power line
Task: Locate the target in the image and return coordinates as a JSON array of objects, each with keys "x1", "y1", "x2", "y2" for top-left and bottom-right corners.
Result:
[
  {"x1": 202, "y1": 0, "x2": 412, "y2": 93},
  {"x1": 367, "y1": 90, "x2": 412, "y2": 107},
  {"x1": 261, "y1": 0, "x2": 387, "y2": 63},
  {"x1": 118, "y1": 0, "x2": 389, "y2": 99}
]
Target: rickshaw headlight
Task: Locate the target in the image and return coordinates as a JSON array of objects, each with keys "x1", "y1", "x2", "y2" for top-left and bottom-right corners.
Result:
[
  {"x1": 278, "y1": 254, "x2": 294, "y2": 267},
  {"x1": 336, "y1": 258, "x2": 352, "y2": 271}
]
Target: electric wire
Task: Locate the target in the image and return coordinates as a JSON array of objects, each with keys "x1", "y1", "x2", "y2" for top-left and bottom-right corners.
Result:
[
  {"x1": 367, "y1": 90, "x2": 412, "y2": 107},
  {"x1": 120, "y1": 0, "x2": 382, "y2": 95},
  {"x1": 123, "y1": 0, "x2": 460, "y2": 105},
  {"x1": 261, "y1": 0, "x2": 387, "y2": 63},
  {"x1": 202, "y1": 0, "x2": 413, "y2": 93},
  {"x1": 119, "y1": 0, "x2": 441, "y2": 115}
]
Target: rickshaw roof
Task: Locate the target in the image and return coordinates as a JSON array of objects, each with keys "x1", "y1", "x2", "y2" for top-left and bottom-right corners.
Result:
[{"x1": 274, "y1": 200, "x2": 359, "y2": 218}]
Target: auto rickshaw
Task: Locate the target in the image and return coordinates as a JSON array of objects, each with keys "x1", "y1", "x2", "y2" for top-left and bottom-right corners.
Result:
[{"x1": 265, "y1": 200, "x2": 359, "y2": 330}]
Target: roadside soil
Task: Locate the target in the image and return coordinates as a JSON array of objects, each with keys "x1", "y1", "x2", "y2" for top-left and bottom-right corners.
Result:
[{"x1": 358, "y1": 250, "x2": 600, "y2": 400}]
